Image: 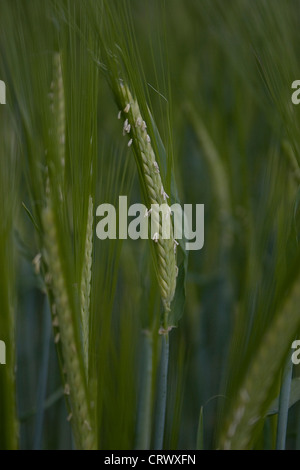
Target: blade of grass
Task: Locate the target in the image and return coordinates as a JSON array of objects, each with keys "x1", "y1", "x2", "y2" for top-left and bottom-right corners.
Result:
[
  {"x1": 135, "y1": 331, "x2": 153, "y2": 450},
  {"x1": 276, "y1": 352, "x2": 293, "y2": 450},
  {"x1": 154, "y1": 333, "x2": 169, "y2": 450},
  {"x1": 196, "y1": 406, "x2": 204, "y2": 450}
]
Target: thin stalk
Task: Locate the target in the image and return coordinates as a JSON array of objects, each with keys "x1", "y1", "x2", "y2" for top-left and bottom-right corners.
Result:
[
  {"x1": 276, "y1": 354, "x2": 293, "y2": 450},
  {"x1": 135, "y1": 331, "x2": 153, "y2": 450},
  {"x1": 196, "y1": 406, "x2": 204, "y2": 450},
  {"x1": 33, "y1": 300, "x2": 51, "y2": 450},
  {"x1": 154, "y1": 333, "x2": 169, "y2": 450}
]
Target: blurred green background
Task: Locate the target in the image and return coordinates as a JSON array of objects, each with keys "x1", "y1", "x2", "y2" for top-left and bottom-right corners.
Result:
[{"x1": 1, "y1": 0, "x2": 300, "y2": 450}]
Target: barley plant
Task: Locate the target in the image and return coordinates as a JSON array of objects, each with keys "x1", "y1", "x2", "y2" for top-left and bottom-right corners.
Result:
[{"x1": 2, "y1": 0, "x2": 300, "y2": 450}]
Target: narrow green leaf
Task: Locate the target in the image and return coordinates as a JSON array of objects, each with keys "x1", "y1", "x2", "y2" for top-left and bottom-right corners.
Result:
[{"x1": 196, "y1": 406, "x2": 204, "y2": 450}]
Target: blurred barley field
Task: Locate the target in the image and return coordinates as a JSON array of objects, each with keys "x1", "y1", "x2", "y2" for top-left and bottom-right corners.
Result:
[{"x1": 1, "y1": 0, "x2": 300, "y2": 450}]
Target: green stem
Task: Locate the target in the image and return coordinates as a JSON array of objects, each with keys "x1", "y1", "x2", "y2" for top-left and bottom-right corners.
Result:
[
  {"x1": 33, "y1": 300, "x2": 51, "y2": 449},
  {"x1": 276, "y1": 354, "x2": 293, "y2": 450},
  {"x1": 196, "y1": 406, "x2": 204, "y2": 450},
  {"x1": 154, "y1": 333, "x2": 169, "y2": 450},
  {"x1": 135, "y1": 331, "x2": 153, "y2": 450}
]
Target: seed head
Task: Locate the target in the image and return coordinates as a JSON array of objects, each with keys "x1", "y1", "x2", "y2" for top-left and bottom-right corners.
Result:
[{"x1": 118, "y1": 84, "x2": 177, "y2": 327}]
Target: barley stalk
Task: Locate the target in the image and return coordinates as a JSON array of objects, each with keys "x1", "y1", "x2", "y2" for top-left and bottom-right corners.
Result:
[
  {"x1": 115, "y1": 83, "x2": 176, "y2": 449},
  {"x1": 117, "y1": 84, "x2": 177, "y2": 330},
  {"x1": 80, "y1": 195, "x2": 94, "y2": 377},
  {"x1": 42, "y1": 205, "x2": 96, "y2": 450},
  {"x1": 276, "y1": 354, "x2": 293, "y2": 449},
  {"x1": 43, "y1": 52, "x2": 96, "y2": 449},
  {"x1": 154, "y1": 334, "x2": 169, "y2": 449},
  {"x1": 135, "y1": 331, "x2": 153, "y2": 449}
]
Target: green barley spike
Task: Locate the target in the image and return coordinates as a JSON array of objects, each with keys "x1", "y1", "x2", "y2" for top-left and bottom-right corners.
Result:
[
  {"x1": 42, "y1": 205, "x2": 96, "y2": 450},
  {"x1": 80, "y1": 195, "x2": 94, "y2": 377},
  {"x1": 117, "y1": 84, "x2": 177, "y2": 330},
  {"x1": 52, "y1": 52, "x2": 65, "y2": 172}
]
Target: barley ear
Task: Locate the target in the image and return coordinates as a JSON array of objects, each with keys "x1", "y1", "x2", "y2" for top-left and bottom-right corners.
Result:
[
  {"x1": 80, "y1": 195, "x2": 94, "y2": 377},
  {"x1": 52, "y1": 52, "x2": 65, "y2": 172},
  {"x1": 42, "y1": 205, "x2": 96, "y2": 450},
  {"x1": 117, "y1": 84, "x2": 177, "y2": 330}
]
